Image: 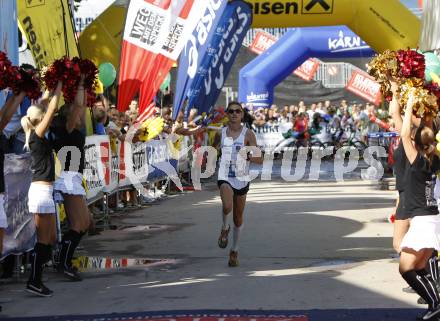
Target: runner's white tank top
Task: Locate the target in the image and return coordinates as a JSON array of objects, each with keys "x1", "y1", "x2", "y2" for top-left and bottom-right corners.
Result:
[{"x1": 218, "y1": 126, "x2": 249, "y2": 190}]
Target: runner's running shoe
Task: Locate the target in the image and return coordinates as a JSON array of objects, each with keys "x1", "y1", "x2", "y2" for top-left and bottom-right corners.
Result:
[
  {"x1": 228, "y1": 250, "x2": 239, "y2": 267},
  {"x1": 218, "y1": 225, "x2": 230, "y2": 249}
]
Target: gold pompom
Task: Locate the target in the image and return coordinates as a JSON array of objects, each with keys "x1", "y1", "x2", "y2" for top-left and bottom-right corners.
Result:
[
  {"x1": 367, "y1": 50, "x2": 399, "y2": 100},
  {"x1": 399, "y1": 84, "x2": 439, "y2": 118}
]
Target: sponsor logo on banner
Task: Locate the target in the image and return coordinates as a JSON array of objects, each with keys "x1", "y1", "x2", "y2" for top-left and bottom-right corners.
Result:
[
  {"x1": 18, "y1": 0, "x2": 79, "y2": 68},
  {"x1": 186, "y1": 0, "x2": 224, "y2": 78},
  {"x1": 328, "y1": 30, "x2": 370, "y2": 53},
  {"x1": 26, "y1": 0, "x2": 45, "y2": 8},
  {"x1": 247, "y1": 1, "x2": 300, "y2": 15},
  {"x1": 200, "y1": 3, "x2": 252, "y2": 110},
  {"x1": 246, "y1": 91, "x2": 270, "y2": 106},
  {"x1": 173, "y1": 0, "x2": 227, "y2": 119},
  {"x1": 247, "y1": 0, "x2": 333, "y2": 15},
  {"x1": 126, "y1": 1, "x2": 168, "y2": 50},
  {"x1": 302, "y1": 0, "x2": 333, "y2": 14},
  {"x1": 346, "y1": 70, "x2": 382, "y2": 105},
  {"x1": 249, "y1": 31, "x2": 277, "y2": 55},
  {"x1": 158, "y1": 1, "x2": 210, "y2": 61},
  {"x1": 293, "y1": 58, "x2": 320, "y2": 81}
]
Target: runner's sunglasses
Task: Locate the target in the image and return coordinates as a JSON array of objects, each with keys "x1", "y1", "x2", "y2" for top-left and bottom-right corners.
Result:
[{"x1": 227, "y1": 108, "x2": 242, "y2": 114}]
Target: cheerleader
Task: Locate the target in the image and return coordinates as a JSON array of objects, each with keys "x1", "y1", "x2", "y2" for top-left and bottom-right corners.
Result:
[
  {"x1": 388, "y1": 80, "x2": 411, "y2": 253},
  {"x1": 399, "y1": 92, "x2": 440, "y2": 320},
  {"x1": 22, "y1": 82, "x2": 62, "y2": 296},
  {"x1": 52, "y1": 76, "x2": 89, "y2": 281}
]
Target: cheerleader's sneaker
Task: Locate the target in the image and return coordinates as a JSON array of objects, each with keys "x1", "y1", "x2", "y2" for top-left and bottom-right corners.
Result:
[
  {"x1": 26, "y1": 281, "x2": 53, "y2": 297},
  {"x1": 419, "y1": 305, "x2": 440, "y2": 320}
]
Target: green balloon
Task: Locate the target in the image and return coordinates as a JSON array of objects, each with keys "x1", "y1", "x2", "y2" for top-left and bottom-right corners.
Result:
[
  {"x1": 98, "y1": 62, "x2": 116, "y2": 87},
  {"x1": 160, "y1": 73, "x2": 171, "y2": 92},
  {"x1": 424, "y1": 52, "x2": 440, "y2": 82}
]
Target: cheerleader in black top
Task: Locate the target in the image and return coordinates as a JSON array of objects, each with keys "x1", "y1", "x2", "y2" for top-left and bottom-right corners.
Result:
[
  {"x1": 388, "y1": 80, "x2": 411, "y2": 253},
  {"x1": 52, "y1": 76, "x2": 89, "y2": 281},
  {"x1": 399, "y1": 93, "x2": 440, "y2": 321},
  {"x1": 21, "y1": 82, "x2": 62, "y2": 297}
]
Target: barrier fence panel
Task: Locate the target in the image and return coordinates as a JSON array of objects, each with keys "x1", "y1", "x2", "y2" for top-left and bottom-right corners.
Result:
[{"x1": 2, "y1": 153, "x2": 35, "y2": 260}]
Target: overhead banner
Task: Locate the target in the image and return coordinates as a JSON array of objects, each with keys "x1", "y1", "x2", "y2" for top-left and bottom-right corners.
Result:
[
  {"x1": 17, "y1": 0, "x2": 79, "y2": 69},
  {"x1": 189, "y1": 1, "x2": 253, "y2": 116},
  {"x1": 346, "y1": 70, "x2": 382, "y2": 106},
  {"x1": 118, "y1": 0, "x2": 209, "y2": 114},
  {"x1": 239, "y1": 26, "x2": 375, "y2": 108},
  {"x1": 173, "y1": 0, "x2": 228, "y2": 120},
  {"x1": 249, "y1": 30, "x2": 277, "y2": 55}
]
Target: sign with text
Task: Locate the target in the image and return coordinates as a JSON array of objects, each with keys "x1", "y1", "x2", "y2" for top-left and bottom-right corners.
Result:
[
  {"x1": 346, "y1": 70, "x2": 382, "y2": 105},
  {"x1": 249, "y1": 30, "x2": 277, "y2": 55},
  {"x1": 253, "y1": 122, "x2": 292, "y2": 150},
  {"x1": 293, "y1": 58, "x2": 320, "y2": 81}
]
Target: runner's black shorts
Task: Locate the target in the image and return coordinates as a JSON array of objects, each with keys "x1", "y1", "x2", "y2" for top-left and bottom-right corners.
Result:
[{"x1": 217, "y1": 180, "x2": 249, "y2": 196}]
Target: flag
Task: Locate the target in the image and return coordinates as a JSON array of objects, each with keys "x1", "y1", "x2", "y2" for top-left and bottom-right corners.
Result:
[
  {"x1": 118, "y1": 0, "x2": 208, "y2": 114},
  {"x1": 189, "y1": 2, "x2": 252, "y2": 117},
  {"x1": 173, "y1": 0, "x2": 228, "y2": 120}
]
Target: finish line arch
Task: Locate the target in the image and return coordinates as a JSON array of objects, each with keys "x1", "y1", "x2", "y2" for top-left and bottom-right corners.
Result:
[
  {"x1": 79, "y1": 0, "x2": 419, "y2": 69},
  {"x1": 238, "y1": 26, "x2": 375, "y2": 108}
]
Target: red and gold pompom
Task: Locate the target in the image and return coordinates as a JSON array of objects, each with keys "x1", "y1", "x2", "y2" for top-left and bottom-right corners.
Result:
[
  {"x1": 396, "y1": 49, "x2": 425, "y2": 79},
  {"x1": 43, "y1": 57, "x2": 97, "y2": 105},
  {"x1": 0, "y1": 51, "x2": 19, "y2": 91},
  {"x1": 11, "y1": 68, "x2": 42, "y2": 100}
]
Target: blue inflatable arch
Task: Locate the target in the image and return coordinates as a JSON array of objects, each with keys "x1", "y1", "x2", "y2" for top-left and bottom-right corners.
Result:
[{"x1": 238, "y1": 26, "x2": 375, "y2": 108}]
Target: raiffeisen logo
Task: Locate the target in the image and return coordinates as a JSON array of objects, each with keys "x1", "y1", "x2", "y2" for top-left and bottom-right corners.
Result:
[
  {"x1": 247, "y1": 91, "x2": 269, "y2": 102},
  {"x1": 247, "y1": 1, "x2": 300, "y2": 15},
  {"x1": 247, "y1": 0, "x2": 334, "y2": 15},
  {"x1": 328, "y1": 30, "x2": 370, "y2": 53}
]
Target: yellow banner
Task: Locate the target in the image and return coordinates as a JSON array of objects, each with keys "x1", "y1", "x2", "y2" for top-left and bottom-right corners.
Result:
[{"x1": 17, "y1": 0, "x2": 79, "y2": 69}]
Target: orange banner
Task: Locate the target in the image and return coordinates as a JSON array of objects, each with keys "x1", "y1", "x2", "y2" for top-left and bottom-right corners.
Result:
[
  {"x1": 346, "y1": 70, "x2": 382, "y2": 105},
  {"x1": 249, "y1": 31, "x2": 277, "y2": 55},
  {"x1": 293, "y1": 59, "x2": 320, "y2": 81}
]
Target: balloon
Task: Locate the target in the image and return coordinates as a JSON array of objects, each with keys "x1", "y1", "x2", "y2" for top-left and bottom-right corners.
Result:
[
  {"x1": 436, "y1": 132, "x2": 440, "y2": 143},
  {"x1": 98, "y1": 62, "x2": 116, "y2": 87},
  {"x1": 160, "y1": 73, "x2": 171, "y2": 92},
  {"x1": 431, "y1": 71, "x2": 440, "y2": 84},
  {"x1": 94, "y1": 78, "x2": 104, "y2": 94},
  {"x1": 424, "y1": 52, "x2": 440, "y2": 82}
]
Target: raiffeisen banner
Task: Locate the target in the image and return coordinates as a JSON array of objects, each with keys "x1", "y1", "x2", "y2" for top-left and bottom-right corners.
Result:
[
  {"x1": 239, "y1": 26, "x2": 374, "y2": 108},
  {"x1": 173, "y1": 0, "x2": 228, "y2": 120},
  {"x1": 188, "y1": 1, "x2": 252, "y2": 117}
]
